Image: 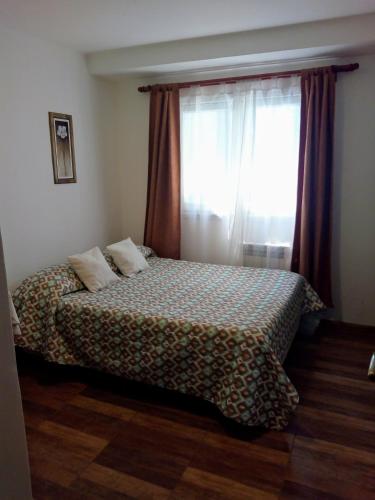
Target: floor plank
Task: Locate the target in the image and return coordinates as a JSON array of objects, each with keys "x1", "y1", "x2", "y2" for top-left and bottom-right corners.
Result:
[
  {"x1": 70, "y1": 394, "x2": 136, "y2": 421},
  {"x1": 284, "y1": 435, "x2": 375, "y2": 498},
  {"x1": 177, "y1": 467, "x2": 278, "y2": 499},
  {"x1": 79, "y1": 463, "x2": 170, "y2": 499},
  {"x1": 94, "y1": 416, "x2": 203, "y2": 490}
]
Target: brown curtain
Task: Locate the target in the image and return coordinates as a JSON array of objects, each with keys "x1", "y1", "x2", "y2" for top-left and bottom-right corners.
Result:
[
  {"x1": 291, "y1": 68, "x2": 336, "y2": 306},
  {"x1": 144, "y1": 86, "x2": 181, "y2": 259}
]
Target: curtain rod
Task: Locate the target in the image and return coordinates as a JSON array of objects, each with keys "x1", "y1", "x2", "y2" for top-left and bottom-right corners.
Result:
[{"x1": 138, "y1": 63, "x2": 359, "y2": 93}]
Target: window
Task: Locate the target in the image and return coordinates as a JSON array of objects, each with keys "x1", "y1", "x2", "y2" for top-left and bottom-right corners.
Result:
[{"x1": 180, "y1": 77, "x2": 301, "y2": 269}]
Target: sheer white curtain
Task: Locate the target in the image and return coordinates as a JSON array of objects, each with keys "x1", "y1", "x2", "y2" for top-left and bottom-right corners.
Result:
[{"x1": 180, "y1": 76, "x2": 301, "y2": 270}]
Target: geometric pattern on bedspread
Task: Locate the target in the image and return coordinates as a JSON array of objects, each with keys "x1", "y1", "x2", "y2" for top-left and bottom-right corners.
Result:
[{"x1": 13, "y1": 255, "x2": 324, "y2": 430}]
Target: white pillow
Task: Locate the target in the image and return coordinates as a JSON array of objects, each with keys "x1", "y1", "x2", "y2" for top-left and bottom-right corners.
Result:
[
  {"x1": 68, "y1": 246, "x2": 120, "y2": 293},
  {"x1": 106, "y1": 238, "x2": 149, "y2": 277}
]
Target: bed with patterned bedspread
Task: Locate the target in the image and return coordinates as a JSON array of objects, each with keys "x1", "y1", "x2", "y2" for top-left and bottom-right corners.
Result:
[{"x1": 13, "y1": 247, "x2": 324, "y2": 430}]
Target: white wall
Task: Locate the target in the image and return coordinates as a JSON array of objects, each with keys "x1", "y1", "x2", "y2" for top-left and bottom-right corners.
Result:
[
  {"x1": 87, "y1": 13, "x2": 375, "y2": 77},
  {"x1": 0, "y1": 27, "x2": 121, "y2": 287},
  {"x1": 114, "y1": 77, "x2": 149, "y2": 245},
  {"x1": 332, "y1": 54, "x2": 375, "y2": 326},
  {"x1": 113, "y1": 55, "x2": 375, "y2": 326},
  {"x1": 1, "y1": 25, "x2": 373, "y2": 325}
]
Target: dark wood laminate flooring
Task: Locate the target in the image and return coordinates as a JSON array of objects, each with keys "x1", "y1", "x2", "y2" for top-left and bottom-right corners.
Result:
[{"x1": 16, "y1": 320, "x2": 375, "y2": 499}]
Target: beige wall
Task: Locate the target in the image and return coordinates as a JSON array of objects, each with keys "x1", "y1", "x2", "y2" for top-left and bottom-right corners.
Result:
[
  {"x1": 113, "y1": 55, "x2": 375, "y2": 326},
  {"x1": 0, "y1": 27, "x2": 121, "y2": 287}
]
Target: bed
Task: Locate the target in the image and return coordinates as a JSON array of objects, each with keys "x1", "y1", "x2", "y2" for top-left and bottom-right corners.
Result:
[{"x1": 13, "y1": 246, "x2": 324, "y2": 430}]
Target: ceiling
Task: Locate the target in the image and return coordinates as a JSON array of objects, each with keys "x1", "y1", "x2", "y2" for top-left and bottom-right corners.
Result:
[{"x1": 1, "y1": 0, "x2": 375, "y2": 53}]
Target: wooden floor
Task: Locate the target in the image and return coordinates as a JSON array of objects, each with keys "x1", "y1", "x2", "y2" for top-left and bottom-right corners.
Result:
[{"x1": 17, "y1": 320, "x2": 375, "y2": 499}]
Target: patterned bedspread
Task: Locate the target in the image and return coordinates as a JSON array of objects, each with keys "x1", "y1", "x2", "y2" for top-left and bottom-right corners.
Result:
[{"x1": 13, "y1": 249, "x2": 324, "y2": 430}]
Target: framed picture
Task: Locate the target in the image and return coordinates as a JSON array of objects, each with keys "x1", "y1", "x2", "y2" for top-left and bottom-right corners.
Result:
[{"x1": 48, "y1": 112, "x2": 77, "y2": 184}]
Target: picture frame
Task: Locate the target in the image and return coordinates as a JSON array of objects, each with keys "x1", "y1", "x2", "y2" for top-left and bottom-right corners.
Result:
[{"x1": 48, "y1": 112, "x2": 77, "y2": 184}]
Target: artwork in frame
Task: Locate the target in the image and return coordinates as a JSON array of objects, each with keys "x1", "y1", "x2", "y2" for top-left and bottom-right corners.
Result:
[{"x1": 48, "y1": 112, "x2": 77, "y2": 184}]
